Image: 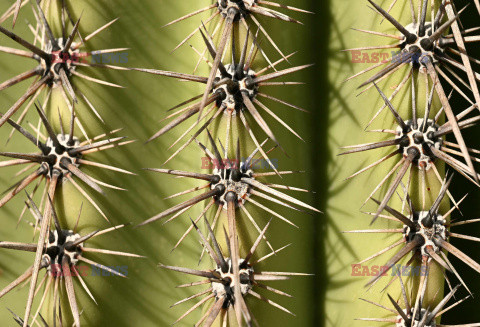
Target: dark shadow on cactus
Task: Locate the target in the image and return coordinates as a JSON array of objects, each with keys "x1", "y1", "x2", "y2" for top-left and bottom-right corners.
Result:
[{"x1": 308, "y1": 0, "x2": 331, "y2": 326}]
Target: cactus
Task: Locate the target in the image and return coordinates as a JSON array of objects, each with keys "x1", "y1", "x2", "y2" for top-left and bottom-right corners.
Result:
[{"x1": 1, "y1": 0, "x2": 480, "y2": 326}]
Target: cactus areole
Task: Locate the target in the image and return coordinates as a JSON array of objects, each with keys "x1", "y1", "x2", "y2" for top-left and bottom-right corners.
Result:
[
  {"x1": 216, "y1": 0, "x2": 256, "y2": 20},
  {"x1": 212, "y1": 258, "x2": 254, "y2": 308}
]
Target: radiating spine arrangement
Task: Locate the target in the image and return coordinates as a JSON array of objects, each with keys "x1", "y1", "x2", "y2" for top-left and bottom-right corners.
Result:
[
  {"x1": 343, "y1": 0, "x2": 480, "y2": 325},
  {"x1": 0, "y1": 1, "x2": 316, "y2": 326},
  {"x1": 2, "y1": 0, "x2": 479, "y2": 325},
  {"x1": 0, "y1": 0, "x2": 131, "y2": 138},
  {"x1": 0, "y1": 1, "x2": 143, "y2": 326},
  {"x1": 133, "y1": 1, "x2": 317, "y2": 325}
]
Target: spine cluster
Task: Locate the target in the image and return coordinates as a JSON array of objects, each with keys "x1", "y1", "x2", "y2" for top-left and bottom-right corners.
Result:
[
  {"x1": 0, "y1": 1, "x2": 316, "y2": 326},
  {"x1": 2, "y1": 0, "x2": 479, "y2": 326},
  {"x1": 343, "y1": 0, "x2": 480, "y2": 325}
]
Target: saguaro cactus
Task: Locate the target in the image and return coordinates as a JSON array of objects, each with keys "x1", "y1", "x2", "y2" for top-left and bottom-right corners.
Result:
[{"x1": 1, "y1": 0, "x2": 480, "y2": 326}]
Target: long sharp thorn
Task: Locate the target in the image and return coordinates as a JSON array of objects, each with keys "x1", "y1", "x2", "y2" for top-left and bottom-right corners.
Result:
[
  {"x1": 440, "y1": 251, "x2": 472, "y2": 296},
  {"x1": 197, "y1": 26, "x2": 227, "y2": 76},
  {"x1": 0, "y1": 26, "x2": 50, "y2": 60},
  {"x1": 0, "y1": 152, "x2": 50, "y2": 163},
  {"x1": 0, "y1": 75, "x2": 50, "y2": 129},
  {"x1": 2, "y1": 113, "x2": 45, "y2": 150},
  {"x1": 226, "y1": 195, "x2": 244, "y2": 326},
  {"x1": 202, "y1": 298, "x2": 224, "y2": 327},
  {"x1": 206, "y1": 129, "x2": 223, "y2": 165},
  {"x1": 0, "y1": 68, "x2": 39, "y2": 91},
  {"x1": 430, "y1": 174, "x2": 453, "y2": 214},
  {"x1": 248, "y1": 289, "x2": 294, "y2": 316},
  {"x1": 0, "y1": 241, "x2": 36, "y2": 252},
  {"x1": 387, "y1": 294, "x2": 410, "y2": 322},
  {"x1": 373, "y1": 83, "x2": 407, "y2": 130},
  {"x1": 425, "y1": 58, "x2": 479, "y2": 184},
  {"x1": 69, "y1": 137, "x2": 126, "y2": 155},
  {"x1": 370, "y1": 198, "x2": 414, "y2": 228},
  {"x1": 253, "y1": 64, "x2": 314, "y2": 84},
  {"x1": 371, "y1": 156, "x2": 411, "y2": 225},
  {"x1": 242, "y1": 177, "x2": 320, "y2": 213},
  {"x1": 426, "y1": 247, "x2": 452, "y2": 272},
  {"x1": 418, "y1": 0, "x2": 428, "y2": 36},
  {"x1": 11, "y1": 0, "x2": 21, "y2": 27},
  {"x1": 244, "y1": 219, "x2": 272, "y2": 263},
  {"x1": 62, "y1": 256, "x2": 80, "y2": 327},
  {"x1": 191, "y1": 217, "x2": 222, "y2": 267},
  {"x1": 366, "y1": 238, "x2": 421, "y2": 287},
  {"x1": 367, "y1": 0, "x2": 415, "y2": 39},
  {"x1": 63, "y1": 14, "x2": 82, "y2": 53},
  {"x1": 59, "y1": 68, "x2": 77, "y2": 103},
  {"x1": 428, "y1": 285, "x2": 461, "y2": 321},
  {"x1": 34, "y1": 103, "x2": 61, "y2": 148},
  {"x1": 0, "y1": 169, "x2": 43, "y2": 209},
  {"x1": 23, "y1": 172, "x2": 59, "y2": 327},
  {"x1": 242, "y1": 93, "x2": 282, "y2": 150},
  {"x1": 173, "y1": 294, "x2": 215, "y2": 325},
  {"x1": 197, "y1": 15, "x2": 234, "y2": 121},
  {"x1": 144, "y1": 168, "x2": 214, "y2": 181},
  {"x1": 47, "y1": 195, "x2": 62, "y2": 235},
  {"x1": 203, "y1": 216, "x2": 227, "y2": 270},
  {"x1": 79, "y1": 256, "x2": 127, "y2": 278},
  {"x1": 34, "y1": 1, "x2": 56, "y2": 47},
  {"x1": 429, "y1": 5, "x2": 468, "y2": 42},
  {"x1": 237, "y1": 27, "x2": 250, "y2": 76},
  {"x1": 82, "y1": 18, "x2": 119, "y2": 43},
  {"x1": 437, "y1": 238, "x2": 480, "y2": 274},
  {"x1": 138, "y1": 188, "x2": 221, "y2": 227},
  {"x1": 163, "y1": 5, "x2": 216, "y2": 28},
  {"x1": 159, "y1": 263, "x2": 215, "y2": 279},
  {"x1": 444, "y1": 3, "x2": 480, "y2": 110},
  {"x1": 71, "y1": 231, "x2": 99, "y2": 247},
  {"x1": 0, "y1": 266, "x2": 33, "y2": 298},
  {"x1": 61, "y1": 158, "x2": 104, "y2": 194},
  {"x1": 358, "y1": 54, "x2": 408, "y2": 89},
  {"x1": 131, "y1": 68, "x2": 208, "y2": 83}
]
